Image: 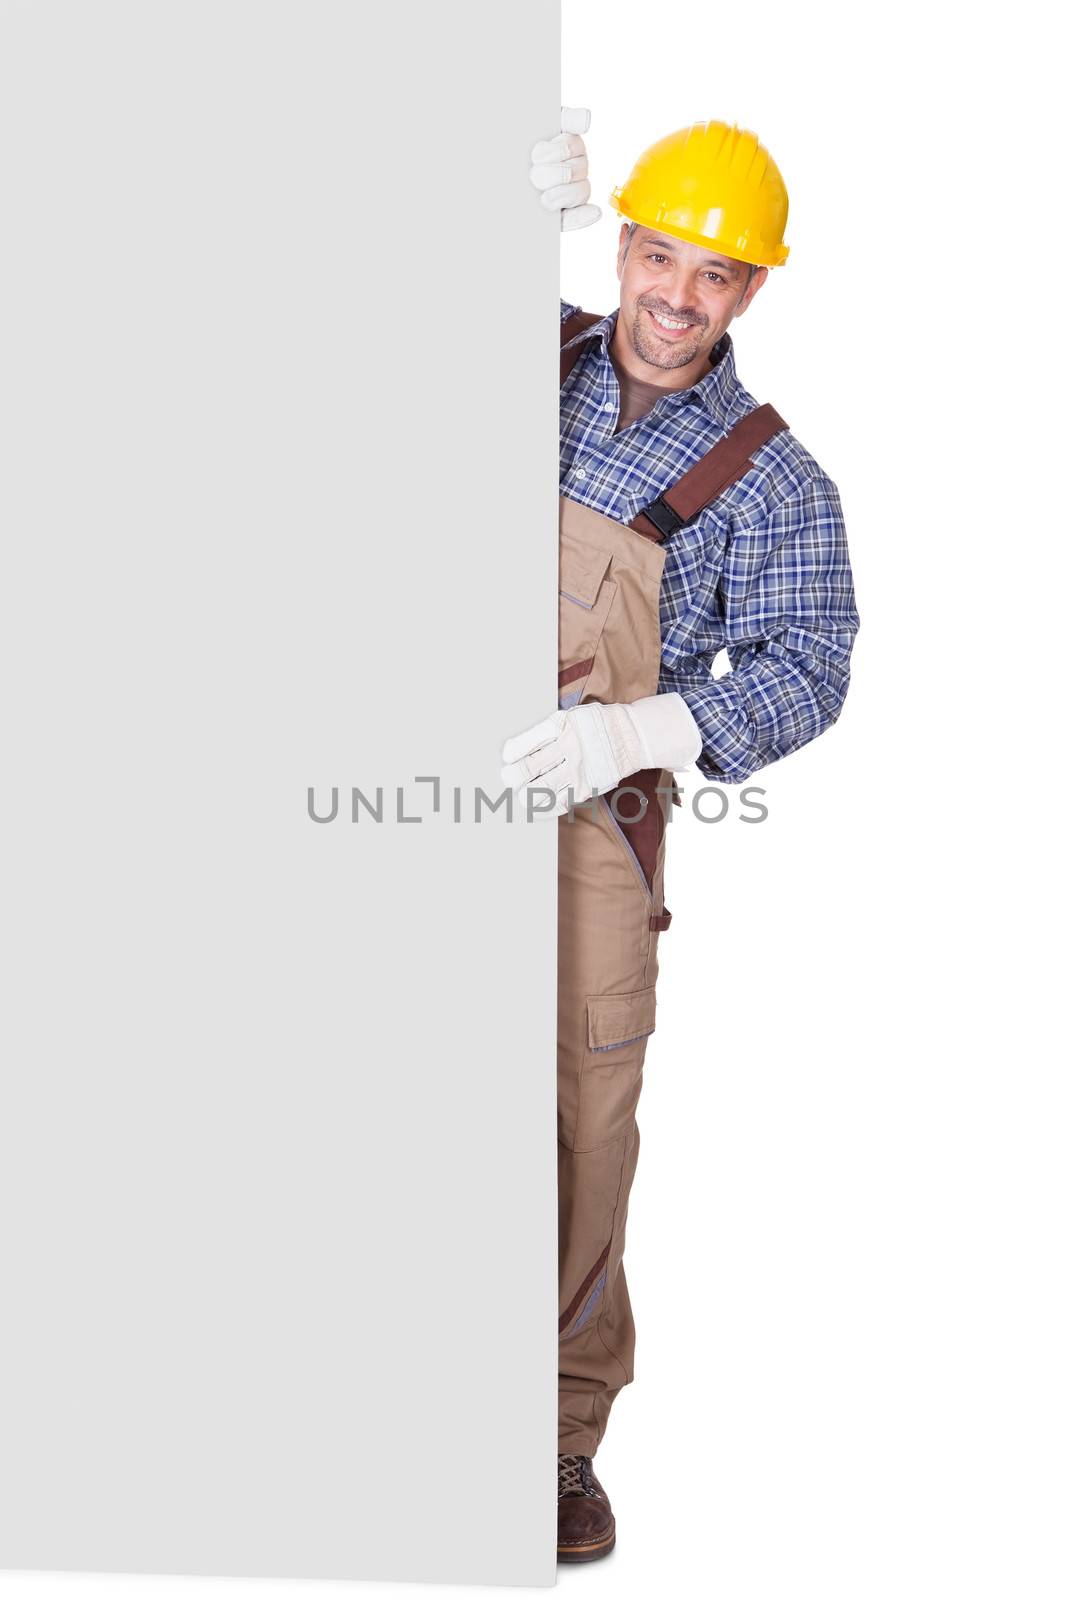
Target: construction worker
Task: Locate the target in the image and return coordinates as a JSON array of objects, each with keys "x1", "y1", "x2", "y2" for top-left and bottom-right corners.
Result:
[{"x1": 502, "y1": 111, "x2": 859, "y2": 1563}]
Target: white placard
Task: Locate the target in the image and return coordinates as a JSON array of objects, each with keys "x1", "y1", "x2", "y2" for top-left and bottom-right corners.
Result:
[{"x1": 0, "y1": 1, "x2": 561, "y2": 1586}]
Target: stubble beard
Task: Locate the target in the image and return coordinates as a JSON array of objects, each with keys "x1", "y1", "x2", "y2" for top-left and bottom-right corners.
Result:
[{"x1": 631, "y1": 301, "x2": 709, "y2": 371}]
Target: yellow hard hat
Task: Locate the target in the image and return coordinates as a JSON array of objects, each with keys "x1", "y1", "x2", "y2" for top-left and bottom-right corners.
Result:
[{"x1": 609, "y1": 121, "x2": 790, "y2": 268}]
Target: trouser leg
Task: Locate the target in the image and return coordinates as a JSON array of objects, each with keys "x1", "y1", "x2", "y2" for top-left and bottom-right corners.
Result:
[
  {"x1": 557, "y1": 783, "x2": 666, "y2": 1456},
  {"x1": 557, "y1": 1119, "x2": 644, "y2": 1454}
]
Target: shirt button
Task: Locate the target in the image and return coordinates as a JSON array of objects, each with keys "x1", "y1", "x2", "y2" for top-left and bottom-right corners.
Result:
[{"x1": 574, "y1": 467, "x2": 587, "y2": 480}]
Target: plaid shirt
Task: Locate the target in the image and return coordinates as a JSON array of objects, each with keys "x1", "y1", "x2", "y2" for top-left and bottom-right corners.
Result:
[{"x1": 560, "y1": 300, "x2": 859, "y2": 784}]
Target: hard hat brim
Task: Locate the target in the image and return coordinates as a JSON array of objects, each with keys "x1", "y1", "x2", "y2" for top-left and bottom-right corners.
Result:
[{"x1": 610, "y1": 189, "x2": 789, "y2": 269}]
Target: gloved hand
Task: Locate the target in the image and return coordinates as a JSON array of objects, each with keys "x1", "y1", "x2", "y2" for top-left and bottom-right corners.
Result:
[
  {"x1": 500, "y1": 693, "x2": 702, "y2": 816},
  {"x1": 529, "y1": 105, "x2": 602, "y2": 231}
]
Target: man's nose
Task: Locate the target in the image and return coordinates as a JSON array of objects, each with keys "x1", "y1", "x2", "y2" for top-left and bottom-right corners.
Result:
[{"x1": 661, "y1": 281, "x2": 698, "y2": 312}]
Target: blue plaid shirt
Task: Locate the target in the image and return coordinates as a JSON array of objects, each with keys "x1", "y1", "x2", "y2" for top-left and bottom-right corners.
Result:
[{"x1": 560, "y1": 300, "x2": 859, "y2": 784}]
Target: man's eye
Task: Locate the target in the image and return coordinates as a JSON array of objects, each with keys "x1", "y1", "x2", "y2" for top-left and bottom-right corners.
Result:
[
  {"x1": 648, "y1": 254, "x2": 668, "y2": 264},
  {"x1": 705, "y1": 272, "x2": 724, "y2": 284}
]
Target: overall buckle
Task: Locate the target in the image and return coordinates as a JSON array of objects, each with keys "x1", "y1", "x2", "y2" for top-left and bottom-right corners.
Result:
[{"x1": 640, "y1": 495, "x2": 685, "y2": 542}]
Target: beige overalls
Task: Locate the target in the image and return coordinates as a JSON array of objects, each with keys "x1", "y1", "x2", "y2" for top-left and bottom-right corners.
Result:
[{"x1": 556, "y1": 311, "x2": 786, "y2": 1455}]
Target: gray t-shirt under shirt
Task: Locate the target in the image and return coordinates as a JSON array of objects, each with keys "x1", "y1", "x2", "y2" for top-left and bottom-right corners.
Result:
[{"x1": 608, "y1": 345, "x2": 672, "y2": 433}]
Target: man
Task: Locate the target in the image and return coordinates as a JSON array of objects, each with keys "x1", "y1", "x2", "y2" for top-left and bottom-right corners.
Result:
[{"x1": 503, "y1": 110, "x2": 859, "y2": 1563}]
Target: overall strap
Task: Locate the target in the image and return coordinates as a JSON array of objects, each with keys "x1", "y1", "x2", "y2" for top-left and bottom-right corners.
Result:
[
  {"x1": 629, "y1": 402, "x2": 788, "y2": 543},
  {"x1": 560, "y1": 310, "x2": 603, "y2": 385},
  {"x1": 559, "y1": 311, "x2": 788, "y2": 542}
]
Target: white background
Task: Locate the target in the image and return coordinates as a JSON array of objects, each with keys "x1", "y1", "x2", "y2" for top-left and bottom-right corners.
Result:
[
  {"x1": 559, "y1": 1, "x2": 1066, "y2": 1597},
  {"x1": 3, "y1": 0, "x2": 1064, "y2": 1597}
]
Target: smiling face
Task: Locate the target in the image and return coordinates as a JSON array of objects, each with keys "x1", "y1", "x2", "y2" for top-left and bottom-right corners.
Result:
[{"x1": 614, "y1": 222, "x2": 769, "y2": 385}]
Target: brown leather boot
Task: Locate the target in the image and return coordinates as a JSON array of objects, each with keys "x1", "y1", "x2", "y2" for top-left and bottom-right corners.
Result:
[{"x1": 557, "y1": 1453, "x2": 616, "y2": 1562}]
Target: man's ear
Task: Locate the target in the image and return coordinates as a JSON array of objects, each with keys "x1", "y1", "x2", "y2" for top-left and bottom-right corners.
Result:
[
  {"x1": 616, "y1": 222, "x2": 631, "y2": 280},
  {"x1": 734, "y1": 265, "x2": 769, "y2": 317}
]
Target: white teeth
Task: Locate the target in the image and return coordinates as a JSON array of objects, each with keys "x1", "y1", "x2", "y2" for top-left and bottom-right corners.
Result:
[{"x1": 651, "y1": 313, "x2": 691, "y2": 330}]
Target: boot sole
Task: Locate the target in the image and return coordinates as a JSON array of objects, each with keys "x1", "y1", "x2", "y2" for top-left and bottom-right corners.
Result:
[{"x1": 557, "y1": 1528, "x2": 616, "y2": 1562}]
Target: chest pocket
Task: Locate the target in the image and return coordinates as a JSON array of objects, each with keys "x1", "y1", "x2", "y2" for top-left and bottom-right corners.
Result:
[{"x1": 558, "y1": 532, "x2": 616, "y2": 709}]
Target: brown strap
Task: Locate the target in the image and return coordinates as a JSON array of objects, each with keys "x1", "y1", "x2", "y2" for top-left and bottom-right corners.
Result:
[
  {"x1": 629, "y1": 402, "x2": 789, "y2": 542},
  {"x1": 560, "y1": 309, "x2": 603, "y2": 386},
  {"x1": 558, "y1": 656, "x2": 595, "y2": 690},
  {"x1": 559, "y1": 311, "x2": 788, "y2": 542},
  {"x1": 649, "y1": 909, "x2": 673, "y2": 932}
]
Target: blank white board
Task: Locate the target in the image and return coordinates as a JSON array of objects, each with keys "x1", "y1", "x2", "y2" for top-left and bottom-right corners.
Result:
[{"x1": 0, "y1": 1, "x2": 561, "y2": 1586}]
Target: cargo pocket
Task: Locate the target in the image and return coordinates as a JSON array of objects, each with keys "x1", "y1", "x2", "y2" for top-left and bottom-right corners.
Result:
[
  {"x1": 558, "y1": 531, "x2": 616, "y2": 709},
  {"x1": 575, "y1": 985, "x2": 657, "y2": 1152}
]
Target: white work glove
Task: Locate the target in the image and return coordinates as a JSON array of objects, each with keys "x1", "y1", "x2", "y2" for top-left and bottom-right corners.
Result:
[
  {"x1": 529, "y1": 105, "x2": 601, "y2": 231},
  {"x1": 500, "y1": 693, "x2": 702, "y2": 817}
]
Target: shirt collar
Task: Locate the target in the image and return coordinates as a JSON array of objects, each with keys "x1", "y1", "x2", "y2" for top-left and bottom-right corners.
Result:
[{"x1": 561, "y1": 306, "x2": 741, "y2": 427}]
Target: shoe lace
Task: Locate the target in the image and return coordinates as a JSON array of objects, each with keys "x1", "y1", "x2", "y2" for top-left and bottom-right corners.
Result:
[{"x1": 558, "y1": 1453, "x2": 597, "y2": 1497}]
